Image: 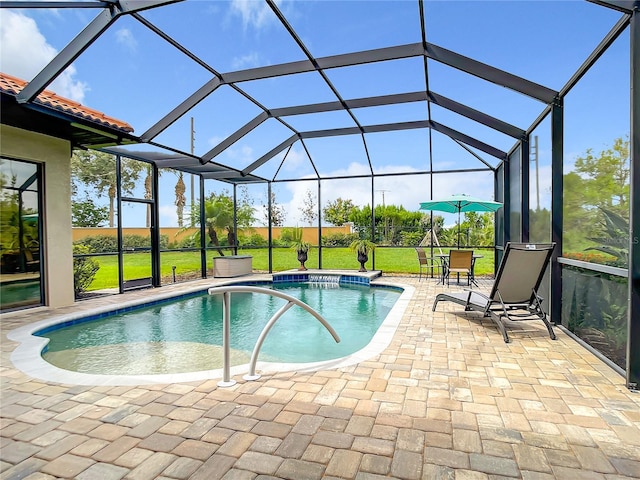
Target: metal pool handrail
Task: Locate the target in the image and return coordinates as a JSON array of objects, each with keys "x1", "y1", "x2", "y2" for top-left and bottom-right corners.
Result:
[{"x1": 207, "y1": 285, "x2": 341, "y2": 387}]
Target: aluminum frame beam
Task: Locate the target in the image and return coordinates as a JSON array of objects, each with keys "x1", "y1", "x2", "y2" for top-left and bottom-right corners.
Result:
[
  {"x1": 239, "y1": 118, "x2": 506, "y2": 177},
  {"x1": 561, "y1": 14, "x2": 631, "y2": 97},
  {"x1": 141, "y1": 77, "x2": 222, "y2": 141},
  {"x1": 241, "y1": 135, "x2": 299, "y2": 177},
  {"x1": 0, "y1": 1, "x2": 113, "y2": 7},
  {"x1": 201, "y1": 42, "x2": 556, "y2": 103},
  {"x1": 202, "y1": 112, "x2": 270, "y2": 161},
  {"x1": 425, "y1": 43, "x2": 557, "y2": 104},
  {"x1": 428, "y1": 92, "x2": 526, "y2": 140},
  {"x1": 430, "y1": 121, "x2": 507, "y2": 159},
  {"x1": 204, "y1": 90, "x2": 522, "y2": 163},
  {"x1": 141, "y1": 38, "x2": 550, "y2": 166},
  {"x1": 587, "y1": 0, "x2": 638, "y2": 14},
  {"x1": 16, "y1": 0, "x2": 181, "y2": 104}
]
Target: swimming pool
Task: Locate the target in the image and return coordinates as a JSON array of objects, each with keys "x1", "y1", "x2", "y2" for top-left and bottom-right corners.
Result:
[{"x1": 9, "y1": 274, "x2": 414, "y2": 385}]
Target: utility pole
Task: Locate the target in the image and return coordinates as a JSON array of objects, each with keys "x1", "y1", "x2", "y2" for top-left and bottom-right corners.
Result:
[
  {"x1": 531, "y1": 135, "x2": 540, "y2": 211},
  {"x1": 376, "y1": 189, "x2": 389, "y2": 242},
  {"x1": 190, "y1": 117, "x2": 195, "y2": 226}
]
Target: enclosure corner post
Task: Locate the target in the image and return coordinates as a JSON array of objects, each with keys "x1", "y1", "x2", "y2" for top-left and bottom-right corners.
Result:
[{"x1": 627, "y1": 5, "x2": 640, "y2": 390}]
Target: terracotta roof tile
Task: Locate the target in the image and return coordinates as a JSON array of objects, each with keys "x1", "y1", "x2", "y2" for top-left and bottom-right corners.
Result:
[{"x1": 0, "y1": 72, "x2": 134, "y2": 133}]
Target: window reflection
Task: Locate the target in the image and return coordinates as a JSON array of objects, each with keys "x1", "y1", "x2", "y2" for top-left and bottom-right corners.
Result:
[{"x1": 0, "y1": 158, "x2": 42, "y2": 311}]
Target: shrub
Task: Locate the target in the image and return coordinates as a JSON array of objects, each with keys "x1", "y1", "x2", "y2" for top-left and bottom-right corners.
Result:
[
  {"x1": 75, "y1": 234, "x2": 169, "y2": 252},
  {"x1": 177, "y1": 235, "x2": 199, "y2": 249},
  {"x1": 75, "y1": 235, "x2": 117, "y2": 253},
  {"x1": 73, "y1": 244, "x2": 100, "y2": 298},
  {"x1": 564, "y1": 251, "x2": 617, "y2": 265},
  {"x1": 279, "y1": 227, "x2": 297, "y2": 244},
  {"x1": 322, "y1": 232, "x2": 358, "y2": 247},
  {"x1": 238, "y1": 232, "x2": 268, "y2": 247},
  {"x1": 400, "y1": 231, "x2": 423, "y2": 246}
]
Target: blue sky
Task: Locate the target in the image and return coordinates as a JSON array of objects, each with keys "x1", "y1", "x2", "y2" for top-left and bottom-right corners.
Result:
[{"x1": 0, "y1": 0, "x2": 630, "y2": 228}]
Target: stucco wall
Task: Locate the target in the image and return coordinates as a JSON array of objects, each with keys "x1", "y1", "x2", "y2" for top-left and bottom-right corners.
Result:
[
  {"x1": 71, "y1": 225, "x2": 353, "y2": 244},
  {"x1": 1, "y1": 124, "x2": 74, "y2": 307}
]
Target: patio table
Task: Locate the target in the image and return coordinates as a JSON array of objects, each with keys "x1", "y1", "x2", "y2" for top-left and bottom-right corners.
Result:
[{"x1": 436, "y1": 253, "x2": 483, "y2": 286}]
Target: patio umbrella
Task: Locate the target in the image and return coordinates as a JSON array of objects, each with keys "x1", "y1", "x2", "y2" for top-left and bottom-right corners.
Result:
[{"x1": 419, "y1": 193, "x2": 503, "y2": 248}]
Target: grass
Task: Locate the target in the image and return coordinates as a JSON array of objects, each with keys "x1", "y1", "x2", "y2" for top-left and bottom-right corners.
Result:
[{"x1": 84, "y1": 247, "x2": 496, "y2": 291}]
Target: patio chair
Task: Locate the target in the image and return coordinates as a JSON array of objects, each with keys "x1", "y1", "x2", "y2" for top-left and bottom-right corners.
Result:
[
  {"x1": 23, "y1": 249, "x2": 40, "y2": 273},
  {"x1": 415, "y1": 247, "x2": 441, "y2": 281},
  {"x1": 432, "y1": 242, "x2": 557, "y2": 343},
  {"x1": 444, "y1": 250, "x2": 473, "y2": 286}
]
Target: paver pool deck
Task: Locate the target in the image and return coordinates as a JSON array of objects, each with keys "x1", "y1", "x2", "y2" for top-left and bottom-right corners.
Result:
[{"x1": 1, "y1": 273, "x2": 639, "y2": 479}]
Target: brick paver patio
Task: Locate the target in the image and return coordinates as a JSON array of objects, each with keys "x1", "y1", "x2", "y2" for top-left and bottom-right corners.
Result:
[{"x1": 1, "y1": 274, "x2": 639, "y2": 479}]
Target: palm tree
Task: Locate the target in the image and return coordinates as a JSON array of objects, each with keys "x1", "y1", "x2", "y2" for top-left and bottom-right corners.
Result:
[
  {"x1": 204, "y1": 194, "x2": 234, "y2": 256},
  {"x1": 175, "y1": 172, "x2": 186, "y2": 228},
  {"x1": 179, "y1": 189, "x2": 256, "y2": 254},
  {"x1": 71, "y1": 150, "x2": 144, "y2": 227}
]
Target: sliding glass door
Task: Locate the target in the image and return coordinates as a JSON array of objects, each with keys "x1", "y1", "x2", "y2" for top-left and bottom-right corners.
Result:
[{"x1": 0, "y1": 158, "x2": 42, "y2": 311}]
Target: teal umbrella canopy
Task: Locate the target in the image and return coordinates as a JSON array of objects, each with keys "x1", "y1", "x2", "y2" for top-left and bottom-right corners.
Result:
[
  {"x1": 419, "y1": 194, "x2": 503, "y2": 214},
  {"x1": 419, "y1": 194, "x2": 503, "y2": 247}
]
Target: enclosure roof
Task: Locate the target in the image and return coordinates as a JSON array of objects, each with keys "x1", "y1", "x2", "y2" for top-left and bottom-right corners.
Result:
[
  {"x1": 0, "y1": 0, "x2": 634, "y2": 184},
  {"x1": 1, "y1": 72, "x2": 137, "y2": 147}
]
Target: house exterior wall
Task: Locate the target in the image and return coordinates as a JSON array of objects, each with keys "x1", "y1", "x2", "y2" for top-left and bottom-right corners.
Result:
[{"x1": 0, "y1": 124, "x2": 74, "y2": 307}]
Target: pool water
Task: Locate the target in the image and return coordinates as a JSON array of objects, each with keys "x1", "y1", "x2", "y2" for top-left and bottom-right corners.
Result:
[{"x1": 39, "y1": 282, "x2": 401, "y2": 375}]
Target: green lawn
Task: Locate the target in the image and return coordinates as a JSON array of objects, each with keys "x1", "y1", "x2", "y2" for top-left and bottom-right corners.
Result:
[{"x1": 84, "y1": 247, "x2": 496, "y2": 291}]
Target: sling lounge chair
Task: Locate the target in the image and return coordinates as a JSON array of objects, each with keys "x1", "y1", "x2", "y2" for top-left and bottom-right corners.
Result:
[{"x1": 432, "y1": 242, "x2": 557, "y2": 343}]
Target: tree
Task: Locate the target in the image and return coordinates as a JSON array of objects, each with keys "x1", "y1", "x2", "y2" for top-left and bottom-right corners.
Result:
[
  {"x1": 262, "y1": 190, "x2": 286, "y2": 226},
  {"x1": 563, "y1": 171, "x2": 591, "y2": 251},
  {"x1": 529, "y1": 208, "x2": 551, "y2": 243},
  {"x1": 323, "y1": 198, "x2": 356, "y2": 226},
  {"x1": 299, "y1": 189, "x2": 318, "y2": 226},
  {"x1": 71, "y1": 150, "x2": 144, "y2": 227},
  {"x1": 188, "y1": 188, "x2": 256, "y2": 255},
  {"x1": 348, "y1": 204, "x2": 373, "y2": 239},
  {"x1": 175, "y1": 172, "x2": 186, "y2": 227},
  {"x1": 0, "y1": 187, "x2": 39, "y2": 254},
  {"x1": 459, "y1": 212, "x2": 495, "y2": 246},
  {"x1": 71, "y1": 197, "x2": 109, "y2": 227},
  {"x1": 573, "y1": 135, "x2": 629, "y2": 217},
  {"x1": 564, "y1": 135, "x2": 630, "y2": 253}
]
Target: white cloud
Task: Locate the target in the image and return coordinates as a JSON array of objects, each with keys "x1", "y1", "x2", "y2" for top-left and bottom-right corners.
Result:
[
  {"x1": 207, "y1": 135, "x2": 226, "y2": 148},
  {"x1": 0, "y1": 10, "x2": 88, "y2": 102},
  {"x1": 115, "y1": 27, "x2": 137, "y2": 53},
  {"x1": 229, "y1": 0, "x2": 278, "y2": 30},
  {"x1": 159, "y1": 204, "x2": 178, "y2": 226},
  {"x1": 231, "y1": 52, "x2": 260, "y2": 70},
  {"x1": 530, "y1": 164, "x2": 552, "y2": 210},
  {"x1": 282, "y1": 147, "x2": 306, "y2": 171},
  {"x1": 226, "y1": 144, "x2": 255, "y2": 164}
]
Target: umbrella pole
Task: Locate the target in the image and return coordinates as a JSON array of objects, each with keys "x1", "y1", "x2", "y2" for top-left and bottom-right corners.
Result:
[{"x1": 457, "y1": 210, "x2": 461, "y2": 249}]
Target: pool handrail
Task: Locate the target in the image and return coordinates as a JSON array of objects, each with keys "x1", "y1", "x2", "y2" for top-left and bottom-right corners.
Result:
[{"x1": 207, "y1": 285, "x2": 341, "y2": 386}]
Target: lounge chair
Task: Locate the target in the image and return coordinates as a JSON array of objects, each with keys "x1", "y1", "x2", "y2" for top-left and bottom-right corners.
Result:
[
  {"x1": 415, "y1": 247, "x2": 442, "y2": 281},
  {"x1": 432, "y1": 242, "x2": 556, "y2": 343}
]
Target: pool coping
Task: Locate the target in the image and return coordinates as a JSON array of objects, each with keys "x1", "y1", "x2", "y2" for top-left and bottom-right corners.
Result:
[{"x1": 7, "y1": 272, "x2": 414, "y2": 386}]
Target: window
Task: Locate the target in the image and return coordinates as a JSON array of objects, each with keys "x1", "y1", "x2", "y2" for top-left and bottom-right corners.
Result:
[{"x1": 0, "y1": 158, "x2": 42, "y2": 311}]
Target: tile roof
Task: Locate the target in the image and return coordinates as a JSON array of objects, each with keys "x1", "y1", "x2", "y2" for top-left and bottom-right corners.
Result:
[{"x1": 0, "y1": 72, "x2": 134, "y2": 133}]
